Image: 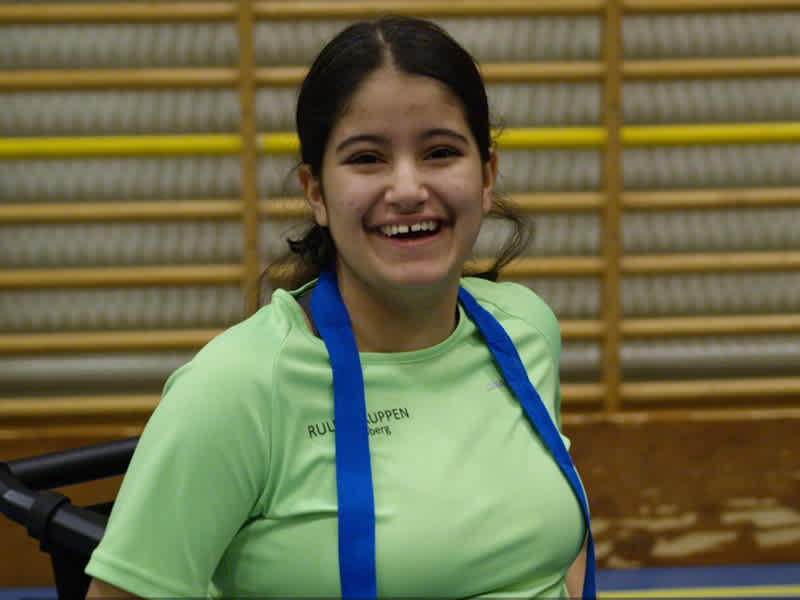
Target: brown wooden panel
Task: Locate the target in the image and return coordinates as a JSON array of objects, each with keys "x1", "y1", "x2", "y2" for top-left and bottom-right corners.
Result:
[
  {"x1": 564, "y1": 409, "x2": 800, "y2": 568},
  {"x1": 2, "y1": 411, "x2": 798, "y2": 585},
  {"x1": 0, "y1": 426, "x2": 142, "y2": 587}
]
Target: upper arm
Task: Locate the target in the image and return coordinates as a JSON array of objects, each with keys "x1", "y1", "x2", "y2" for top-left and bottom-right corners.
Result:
[
  {"x1": 565, "y1": 536, "x2": 588, "y2": 598},
  {"x1": 86, "y1": 578, "x2": 142, "y2": 599},
  {"x1": 85, "y1": 358, "x2": 272, "y2": 596}
]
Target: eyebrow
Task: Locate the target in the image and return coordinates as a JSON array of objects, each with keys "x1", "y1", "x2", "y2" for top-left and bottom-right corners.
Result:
[
  {"x1": 421, "y1": 128, "x2": 470, "y2": 145},
  {"x1": 334, "y1": 128, "x2": 470, "y2": 153},
  {"x1": 335, "y1": 134, "x2": 388, "y2": 153}
]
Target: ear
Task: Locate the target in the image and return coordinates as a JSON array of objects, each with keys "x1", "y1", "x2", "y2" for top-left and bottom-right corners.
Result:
[
  {"x1": 481, "y1": 149, "x2": 499, "y2": 215},
  {"x1": 298, "y1": 164, "x2": 328, "y2": 227}
]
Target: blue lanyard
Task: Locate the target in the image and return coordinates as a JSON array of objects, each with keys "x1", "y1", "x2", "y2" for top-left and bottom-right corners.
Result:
[{"x1": 311, "y1": 268, "x2": 596, "y2": 599}]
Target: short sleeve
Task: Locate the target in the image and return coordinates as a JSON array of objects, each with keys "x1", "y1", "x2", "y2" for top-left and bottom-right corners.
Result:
[{"x1": 85, "y1": 345, "x2": 272, "y2": 597}]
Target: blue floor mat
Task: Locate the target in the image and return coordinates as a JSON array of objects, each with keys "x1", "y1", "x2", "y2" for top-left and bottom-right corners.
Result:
[{"x1": 2, "y1": 565, "x2": 799, "y2": 599}]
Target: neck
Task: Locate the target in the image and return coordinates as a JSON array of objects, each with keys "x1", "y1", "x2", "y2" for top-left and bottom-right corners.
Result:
[{"x1": 336, "y1": 271, "x2": 461, "y2": 353}]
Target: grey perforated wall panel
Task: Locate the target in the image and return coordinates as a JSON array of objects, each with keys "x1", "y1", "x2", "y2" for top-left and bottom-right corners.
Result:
[
  {"x1": 5, "y1": 77, "x2": 798, "y2": 138},
  {"x1": 1, "y1": 222, "x2": 244, "y2": 268},
  {"x1": 622, "y1": 335, "x2": 800, "y2": 380},
  {"x1": 6, "y1": 334, "x2": 799, "y2": 396},
  {"x1": 622, "y1": 145, "x2": 800, "y2": 189},
  {"x1": 0, "y1": 158, "x2": 242, "y2": 202},
  {"x1": 30, "y1": 13, "x2": 796, "y2": 68},
  {"x1": 0, "y1": 24, "x2": 238, "y2": 68},
  {"x1": 0, "y1": 352, "x2": 195, "y2": 396},
  {"x1": 623, "y1": 79, "x2": 800, "y2": 125},
  {"x1": 623, "y1": 13, "x2": 800, "y2": 58},
  {"x1": 624, "y1": 207, "x2": 800, "y2": 253},
  {"x1": 0, "y1": 90, "x2": 242, "y2": 136},
  {"x1": 253, "y1": 17, "x2": 603, "y2": 66},
  {"x1": 515, "y1": 278, "x2": 602, "y2": 320},
  {"x1": 622, "y1": 273, "x2": 800, "y2": 318},
  {"x1": 1, "y1": 286, "x2": 245, "y2": 332}
]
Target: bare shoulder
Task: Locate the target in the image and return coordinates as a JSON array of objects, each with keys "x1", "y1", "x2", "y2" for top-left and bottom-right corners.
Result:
[{"x1": 86, "y1": 578, "x2": 142, "y2": 599}]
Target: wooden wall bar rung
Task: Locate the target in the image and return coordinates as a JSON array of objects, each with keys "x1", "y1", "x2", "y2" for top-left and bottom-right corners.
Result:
[
  {"x1": 562, "y1": 383, "x2": 606, "y2": 405},
  {"x1": 252, "y1": 0, "x2": 605, "y2": 19},
  {"x1": 622, "y1": 314, "x2": 800, "y2": 337},
  {"x1": 0, "y1": 395, "x2": 160, "y2": 419},
  {"x1": 6, "y1": 59, "x2": 796, "y2": 92},
  {"x1": 622, "y1": 251, "x2": 800, "y2": 273},
  {"x1": 0, "y1": 200, "x2": 243, "y2": 224},
  {"x1": 0, "y1": 3, "x2": 237, "y2": 24},
  {"x1": 622, "y1": 376, "x2": 800, "y2": 403},
  {"x1": 559, "y1": 320, "x2": 606, "y2": 339},
  {"x1": 0, "y1": 330, "x2": 220, "y2": 354},
  {"x1": 481, "y1": 63, "x2": 606, "y2": 82},
  {"x1": 0, "y1": 384, "x2": 605, "y2": 421},
  {"x1": 260, "y1": 198, "x2": 312, "y2": 219},
  {"x1": 473, "y1": 256, "x2": 606, "y2": 277},
  {"x1": 260, "y1": 192, "x2": 606, "y2": 219},
  {"x1": 623, "y1": 0, "x2": 800, "y2": 12},
  {"x1": 254, "y1": 63, "x2": 606, "y2": 87},
  {"x1": 624, "y1": 187, "x2": 800, "y2": 210},
  {"x1": 508, "y1": 192, "x2": 607, "y2": 212},
  {"x1": 254, "y1": 66, "x2": 310, "y2": 87},
  {"x1": 624, "y1": 57, "x2": 800, "y2": 79},
  {"x1": 0, "y1": 69, "x2": 239, "y2": 91},
  {"x1": 0, "y1": 265, "x2": 243, "y2": 289}
]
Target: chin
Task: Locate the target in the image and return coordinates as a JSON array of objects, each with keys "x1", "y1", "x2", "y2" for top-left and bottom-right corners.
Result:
[{"x1": 379, "y1": 264, "x2": 461, "y2": 292}]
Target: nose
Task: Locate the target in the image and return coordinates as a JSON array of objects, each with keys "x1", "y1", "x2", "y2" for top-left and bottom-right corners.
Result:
[{"x1": 385, "y1": 159, "x2": 428, "y2": 211}]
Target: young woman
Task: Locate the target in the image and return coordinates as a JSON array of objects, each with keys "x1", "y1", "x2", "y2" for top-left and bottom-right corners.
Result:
[{"x1": 86, "y1": 16, "x2": 593, "y2": 599}]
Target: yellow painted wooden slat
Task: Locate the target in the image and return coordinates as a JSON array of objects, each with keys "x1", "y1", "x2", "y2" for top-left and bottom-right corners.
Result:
[
  {"x1": 0, "y1": 135, "x2": 241, "y2": 158},
  {"x1": 623, "y1": 122, "x2": 800, "y2": 146},
  {"x1": 5, "y1": 122, "x2": 798, "y2": 159}
]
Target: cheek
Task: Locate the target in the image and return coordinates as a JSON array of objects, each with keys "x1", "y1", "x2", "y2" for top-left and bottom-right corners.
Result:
[{"x1": 324, "y1": 174, "x2": 379, "y2": 218}]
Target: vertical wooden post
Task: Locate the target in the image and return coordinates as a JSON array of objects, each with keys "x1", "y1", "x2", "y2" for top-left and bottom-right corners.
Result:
[
  {"x1": 602, "y1": 0, "x2": 623, "y2": 412},
  {"x1": 238, "y1": 0, "x2": 261, "y2": 315}
]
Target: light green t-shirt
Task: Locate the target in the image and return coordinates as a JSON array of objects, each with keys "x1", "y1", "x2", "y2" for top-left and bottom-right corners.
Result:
[{"x1": 85, "y1": 277, "x2": 586, "y2": 598}]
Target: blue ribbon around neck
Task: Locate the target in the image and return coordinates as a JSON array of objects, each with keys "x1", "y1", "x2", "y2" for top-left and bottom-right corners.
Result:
[{"x1": 311, "y1": 268, "x2": 596, "y2": 599}]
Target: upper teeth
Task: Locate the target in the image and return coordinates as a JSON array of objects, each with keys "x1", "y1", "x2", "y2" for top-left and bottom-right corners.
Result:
[{"x1": 380, "y1": 221, "x2": 438, "y2": 237}]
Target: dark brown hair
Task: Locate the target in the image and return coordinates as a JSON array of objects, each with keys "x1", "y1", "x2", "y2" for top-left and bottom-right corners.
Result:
[{"x1": 262, "y1": 16, "x2": 530, "y2": 294}]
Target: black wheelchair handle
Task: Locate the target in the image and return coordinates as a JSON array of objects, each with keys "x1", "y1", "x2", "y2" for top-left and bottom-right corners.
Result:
[
  {"x1": 0, "y1": 437, "x2": 139, "y2": 557},
  {"x1": 6, "y1": 436, "x2": 139, "y2": 491}
]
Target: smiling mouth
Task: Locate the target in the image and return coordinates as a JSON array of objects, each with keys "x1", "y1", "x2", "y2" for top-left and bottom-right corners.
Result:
[{"x1": 377, "y1": 220, "x2": 441, "y2": 239}]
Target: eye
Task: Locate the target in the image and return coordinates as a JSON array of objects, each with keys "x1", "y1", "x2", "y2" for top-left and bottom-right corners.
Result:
[
  {"x1": 346, "y1": 152, "x2": 382, "y2": 165},
  {"x1": 426, "y1": 146, "x2": 461, "y2": 160}
]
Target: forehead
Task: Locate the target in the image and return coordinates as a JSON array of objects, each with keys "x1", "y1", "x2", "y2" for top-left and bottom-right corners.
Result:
[{"x1": 333, "y1": 66, "x2": 467, "y2": 131}]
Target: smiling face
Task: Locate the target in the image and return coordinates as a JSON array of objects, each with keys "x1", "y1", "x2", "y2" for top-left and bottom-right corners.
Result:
[{"x1": 300, "y1": 64, "x2": 497, "y2": 311}]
